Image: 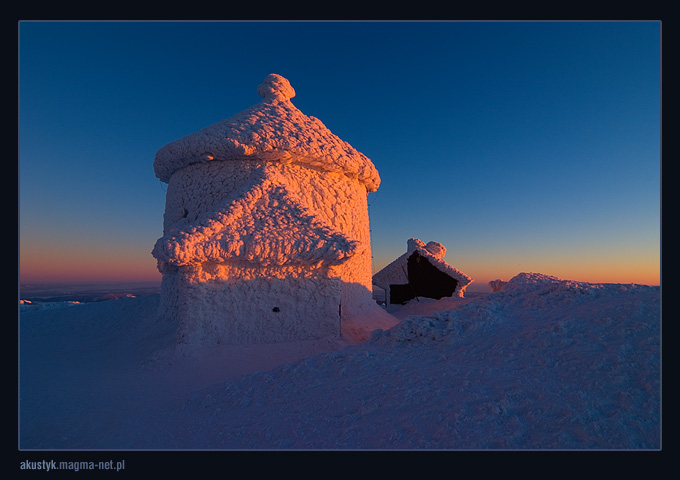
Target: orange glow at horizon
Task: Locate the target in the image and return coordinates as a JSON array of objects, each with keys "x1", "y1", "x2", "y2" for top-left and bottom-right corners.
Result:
[
  {"x1": 23, "y1": 242, "x2": 660, "y2": 287},
  {"x1": 372, "y1": 249, "x2": 661, "y2": 290},
  {"x1": 22, "y1": 233, "x2": 660, "y2": 287},
  {"x1": 20, "y1": 243, "x2": 161, "y2": 284},
  {"x1": 452, "y1": 257, "x2": 660, "y2": 288}
]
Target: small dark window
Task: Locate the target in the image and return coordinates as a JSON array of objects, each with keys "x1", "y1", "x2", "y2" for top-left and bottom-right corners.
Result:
[{"x1": 272, "y1": 307, "x2": 280, "y2": 313}]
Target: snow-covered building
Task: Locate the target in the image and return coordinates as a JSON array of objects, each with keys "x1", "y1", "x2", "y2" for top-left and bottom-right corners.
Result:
[
  {"x1": 152, "y1": 74, "x2": 391, "y2": 345},
  {"x1": 372, "y1": 238, "x2": 473, "y2": 305}
]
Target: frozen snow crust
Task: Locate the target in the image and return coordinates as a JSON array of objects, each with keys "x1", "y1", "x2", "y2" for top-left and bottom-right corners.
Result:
[
  {"x1": 154, "y1": 163, "x2": 365, "y2": 269},
  {"x1": 152, "y1": 159, "x2": 382, "y2": 345},
  {"x1": 153, "y1": 74, "x2": 380, "y2": 192},
  {"x1": 20, "y1": 273, "x2": 660, "y2": 449},
  {"x1": 152, "y1": 75, "x2": 384, "y2": 345}
]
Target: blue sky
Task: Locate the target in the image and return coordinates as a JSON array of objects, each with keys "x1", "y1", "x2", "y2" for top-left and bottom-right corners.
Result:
[{"x1": 19, "y1": 21, "x2": 661, "y2": 288}]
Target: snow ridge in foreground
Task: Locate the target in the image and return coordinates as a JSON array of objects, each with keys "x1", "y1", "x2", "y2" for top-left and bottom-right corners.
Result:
[{"x1": 19, "y1": 273, "x2": 660, "y2": 450}]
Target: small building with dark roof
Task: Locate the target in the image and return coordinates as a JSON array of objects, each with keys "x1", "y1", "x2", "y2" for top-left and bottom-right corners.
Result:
[{"x1": 372, "y1": 238, "x2": 473, "y2": 305}]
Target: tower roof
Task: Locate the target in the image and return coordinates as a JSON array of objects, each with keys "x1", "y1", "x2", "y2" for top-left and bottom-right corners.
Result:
[{"x1": 153, "y1": 74, "x2": 380, "y2": 192}]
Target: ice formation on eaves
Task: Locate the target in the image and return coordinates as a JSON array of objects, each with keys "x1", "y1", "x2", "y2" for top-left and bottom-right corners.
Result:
[
  {"x1": 153, "y1": 74, "x2": 380, "y2": 192},
  {"x1": 152, "y1": 166, "x2": 360, "y2": 267}
]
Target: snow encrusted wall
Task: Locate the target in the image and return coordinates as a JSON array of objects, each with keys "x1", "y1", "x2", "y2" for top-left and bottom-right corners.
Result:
[
  {"x1": 162, "y1": 273, "x2": 343, "y2": 345},
  {"x1": 158, "y1": 161, "x2": 372, "y2": 284},
  {"x1": 152, "y1": 74, "x2": 392, "y2": 345}
]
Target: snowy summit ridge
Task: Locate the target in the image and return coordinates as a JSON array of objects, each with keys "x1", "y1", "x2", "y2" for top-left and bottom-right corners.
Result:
[
  {"x1": 153, "y1": 74, "x2": 380, "y2": 192},
  {"x1": 19, "y1": 273, "x2": 660, "y2": 449}
]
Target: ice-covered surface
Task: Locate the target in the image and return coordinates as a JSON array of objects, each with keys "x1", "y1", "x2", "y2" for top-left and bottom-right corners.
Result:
[
  {"x1": 153, "y1": 165, "x2": 359, "y2": 268},
  {"x1": 19, "y1": 273, "x2": 660, "y2": 449},
  {"x1": 153, "y1": 74, "x2": 380, "y2": 192},
  {"x1": 152, "y1": 75, "x2": 382, "y2": 345}
]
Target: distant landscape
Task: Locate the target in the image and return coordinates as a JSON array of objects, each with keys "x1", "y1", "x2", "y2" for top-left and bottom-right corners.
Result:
[{"x1": 19, "y1": 281, "x2": 161, "y2": 304}]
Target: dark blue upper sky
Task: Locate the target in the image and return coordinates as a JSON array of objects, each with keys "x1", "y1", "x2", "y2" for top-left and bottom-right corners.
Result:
[{"x1": 19, "y1": 21, "x2": 661, "y2": 286}]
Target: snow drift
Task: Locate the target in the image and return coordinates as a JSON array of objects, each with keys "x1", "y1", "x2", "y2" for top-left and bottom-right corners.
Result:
[{"x1": 19, "y1": 273, "x2": 660, "y2": 450}]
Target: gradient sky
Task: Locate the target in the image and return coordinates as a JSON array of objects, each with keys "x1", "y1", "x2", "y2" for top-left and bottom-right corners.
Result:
[{"x1": 18, "y1": 21, "x2": 661, "y2": 289}]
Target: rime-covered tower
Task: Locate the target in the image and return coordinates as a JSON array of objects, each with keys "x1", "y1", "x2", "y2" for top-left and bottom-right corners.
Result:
[{"x1": 152, "y1": 74, "x2": 392, "y2": 344}]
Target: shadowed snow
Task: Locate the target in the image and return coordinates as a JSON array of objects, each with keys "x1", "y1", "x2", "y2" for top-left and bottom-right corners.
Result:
[{"x1": 19, "y1": 273, "x2": 660, "y2": 449}]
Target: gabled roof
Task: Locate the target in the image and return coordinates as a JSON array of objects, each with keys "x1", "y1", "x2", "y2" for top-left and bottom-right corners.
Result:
[
  {"x1": 372, "y1": 238, "x2": 473, "y2": 291},
  {"x1": 153, "y1": 74, "x2": 380, "y2": 192},
  {"x1": 152, "y1": 166, "x2": 361, "y2": 268}
]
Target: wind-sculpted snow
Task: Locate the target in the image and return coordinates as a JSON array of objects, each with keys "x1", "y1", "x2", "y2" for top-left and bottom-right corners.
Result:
[
  {"x1": 369, "y1": 301, "x2": 504, "y2": 346},
  {"x1": 153, "y1": 74, "x2": 380, "y2": 192},
  {"x1": 152, "y1": 75, "x2": 382, "y2": 344},
  {"x1": 19, "y1": 273, "x2": 660, "y2": 449},
  {"x1": 370, "y1": 272, "x2": 656, "y2": 346},
  {"x1": 153, "y1": 177, "x2": 359, "y2": 268},
  {"x1": 164, "y1": 274, "x2": 660, "y2": 449}
]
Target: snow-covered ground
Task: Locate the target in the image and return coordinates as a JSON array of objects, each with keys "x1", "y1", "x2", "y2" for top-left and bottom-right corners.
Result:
[{"x1": 18, "y1": 273, "x2": 660, "y2": 450}]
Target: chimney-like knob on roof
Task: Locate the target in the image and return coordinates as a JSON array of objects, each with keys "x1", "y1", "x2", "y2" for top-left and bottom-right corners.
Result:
[
  {"x1": 257, "y1": 73, "x2": 296, "y2": 101},
  {"x1": 424, "y1": 241, "x2": 446, "y2": 258}
]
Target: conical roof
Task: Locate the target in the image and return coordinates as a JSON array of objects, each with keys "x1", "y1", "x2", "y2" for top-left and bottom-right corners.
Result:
[{"x1": 153, "y1": 74, "x2": 380, "y2": 192}]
